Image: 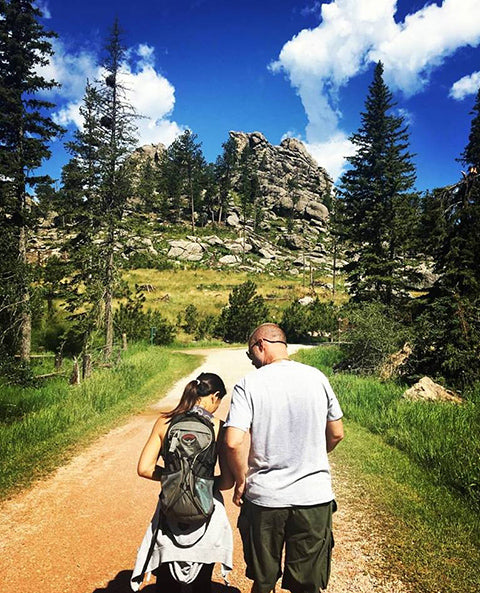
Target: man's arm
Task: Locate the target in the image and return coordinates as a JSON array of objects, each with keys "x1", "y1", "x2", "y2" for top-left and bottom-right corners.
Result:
[
  {"x1": 224, "y1": 426, "x2": 249, "y2": 506},
  {"x1": 326, "y1": 418, "x2": 344, "y2": 453}
]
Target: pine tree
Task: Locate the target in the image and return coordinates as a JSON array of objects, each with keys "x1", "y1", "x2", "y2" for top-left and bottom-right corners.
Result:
[
  {"x1": 163, "y1": 130, "x2": 206, "y2": 233},
  {"x1": 0, "y1": 0, "x2": 63, "y2": 361},
  {"x1": 337, "y1": 62, "x2": 418, "y2": 305},
  {"x1": 60, "y1": 21, "x2": 138, "y2": 359},
  {"x1": 410, "y1": 86, "x2": 480, "y2": 390},
  {"x1": 215, "y1": 136, "x2": 238, "y2": 223}
]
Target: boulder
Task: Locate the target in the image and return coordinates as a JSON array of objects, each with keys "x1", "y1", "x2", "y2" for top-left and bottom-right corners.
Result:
[
  {"x1": 298, "y1": 296, "x2": 315, "y2": 306},
  {"x1": 402, "y1": 377, "x2": 463, "y2": 404},
  {"x1": 218, "y1": 254, "x2": 240, "y2": 265},
  {"x1": 226, "y1": 212, "x2": 240, "y2": 227},
  {"x1": 285, "y1": 234, "x2": 304, "y2": 250}
]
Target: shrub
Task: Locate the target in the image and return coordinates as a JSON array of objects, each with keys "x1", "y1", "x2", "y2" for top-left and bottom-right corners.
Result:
[
  {"x1": 281, "y1": 298, "x2": 339, "y2": 343},
  {"x1": 340, "y1": 301, "x2": 411, "y2": 374},
  {"x1": 114, "y1": 294, "x2": 175, "y2": 345},
  {"x1": 215, "y1": 280, "x2": 269, "y2": 342},
  {"x1": 281, "y1": 301, "x2": 309, "y2": 342}
]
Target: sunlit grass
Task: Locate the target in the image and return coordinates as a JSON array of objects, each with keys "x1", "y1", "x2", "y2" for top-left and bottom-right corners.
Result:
[
  {"x1": 0, "y1": 345, "x2": 201, "y2": 500},
  {"x1": 122, "y1": 267, "x2": 346, "y2": 325},
  {"x1": 296, "y1": 346, "x2": 480, "y2": 593}
]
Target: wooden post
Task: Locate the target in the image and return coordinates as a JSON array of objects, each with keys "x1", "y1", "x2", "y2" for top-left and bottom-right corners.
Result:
[
  {"x1": 82, "y1": 353, "x2": 92, "y2": 380},
  {"x1": 54, "y1": 352, "x2": 63, "y2": 371},
  {"x1": 122, "y1": 333, "x2": 127, "y2": 351},
  {"x1": 70, "y1": 357, "x2": 80, "y2": 385}
]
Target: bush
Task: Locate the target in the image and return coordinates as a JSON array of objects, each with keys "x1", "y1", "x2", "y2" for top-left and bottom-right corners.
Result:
[
  {"x1": 215, "y1": 280, "x2": 269, "y2": 342},
  {"x1": 281, "y1": 298, "x2": 339, "y2": 343},
  {"x1": 340, "y1": 301, "x2": 411, "y2": 374},
  {"x1": 114, "y1": 294, "x2": 175, "y2": 345},
  {"x1": 408, "y1": 294, "x2": 480, "y2": 391}
]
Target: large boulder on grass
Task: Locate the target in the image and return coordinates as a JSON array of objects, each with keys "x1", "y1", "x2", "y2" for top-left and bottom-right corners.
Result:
[{"x1": 402, "y1": 377, "x2": 463, "y2": 404}]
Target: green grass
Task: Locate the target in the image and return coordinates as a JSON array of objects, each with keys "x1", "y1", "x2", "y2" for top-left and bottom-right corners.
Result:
[
  {"x1": 295, "y1": 346, "x2": 480, "y2": 593},
  {"x1": 122, "y1": 268, "x2": 346, "y2": 328},
  {"x1": 295, "y1": 347, "x2": 480, "y2": 509},
  {"x1": 331, "y1": 422, "x2": 480, "y2": 593},
  {"x1": 0, "y1": 344, "x2": 201, "y2": 500}
]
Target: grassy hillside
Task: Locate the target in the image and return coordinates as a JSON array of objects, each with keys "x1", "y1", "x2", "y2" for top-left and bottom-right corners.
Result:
[{"x1": 123, "y1": 267, "x2": 346, "y2": 325}]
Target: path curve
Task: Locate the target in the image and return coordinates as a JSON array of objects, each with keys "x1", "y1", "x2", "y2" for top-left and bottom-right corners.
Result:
[{"x1": 0, "y1": 346, "x2": 408, "y2": 593}]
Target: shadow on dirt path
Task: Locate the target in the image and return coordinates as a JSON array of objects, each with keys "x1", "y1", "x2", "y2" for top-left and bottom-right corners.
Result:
[{"x1": 91, "y1": 569, "x2": 240, "y2": 593}]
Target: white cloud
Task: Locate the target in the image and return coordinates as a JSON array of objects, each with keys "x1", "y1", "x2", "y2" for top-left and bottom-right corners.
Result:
[
  {"x1": 43, "y1": 42, "x2": 184, "y2": 148},
  {"x1": 305, "y1": 133, "x2": 356, "y2": 181},
  {"x1": 271, "y1": 0, "x2": 480, "y2": 180},
  {"x1": 371, "y1": 0, "x2": 480, "y2": 95},
  {"x1": 395, "y1": 108, "x2": 414, "y2": 127},
  {"x1": 39, "y1": 39, "x2": 98, "y2": 100},
  {"x1": 53, "y1": 101, "x2": 83, "y2": 129},
  {"x1": 450, "y1": 70, "x2": 480, "y2": 100}
]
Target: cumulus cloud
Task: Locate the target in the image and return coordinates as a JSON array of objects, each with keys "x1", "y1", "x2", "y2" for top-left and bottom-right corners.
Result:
[
  {"x1": 40, "y1": 38, "x2": 98, "y2": 100},
  {"x1": 450, "y1": 71, "x2": 480, "y2": 100},
  {"x1": 371, "y1": 0, "x2": 480, "y2": 94},
  {"x1": 305, "y1": 133, "x2": 356, "y2": 181},
  {"x1": 271, "y1": 0, "x2": 480, "y2": 180},
  {"x1": 43, "y1": 41, "x2": 183, "y2": 147}
]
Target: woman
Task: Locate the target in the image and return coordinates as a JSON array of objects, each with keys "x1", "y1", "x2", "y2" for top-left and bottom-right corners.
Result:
[{"x1": 131, "y1": 372, "x2": 233, "y2": 593}]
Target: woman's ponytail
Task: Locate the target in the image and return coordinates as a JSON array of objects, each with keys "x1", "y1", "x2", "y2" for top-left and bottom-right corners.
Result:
[{"x1": 162, "y1": 372, "x2": 226, "y2": 420}]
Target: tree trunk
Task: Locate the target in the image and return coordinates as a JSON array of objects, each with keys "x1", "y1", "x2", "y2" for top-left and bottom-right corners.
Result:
[
  {"x1": 18, "y1": 202, "x2": 31, "y2": 362},
  {"x1": 104, "y1": 245, "x2": 114, "y2": 360},
  {"x1": 70, "y1": 357, "x2": 80, "y2": 385}
]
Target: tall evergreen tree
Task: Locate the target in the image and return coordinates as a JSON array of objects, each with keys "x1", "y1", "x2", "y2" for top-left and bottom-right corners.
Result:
[
  {"x1": 336, "y1": 62, "x2": 418, "y2": 305},
  {"x1": 214, "y1": 136, "x2": 238, "y2": 223},
  {"x1": 60, "y1": 21, "x2": 138, "y2": 359},
  {"x1": 410, "y1": 86, "x2": 480, "y2": 390},
  {"x1": 0, "y1": 0, "x2": 63, "y2": 361}
]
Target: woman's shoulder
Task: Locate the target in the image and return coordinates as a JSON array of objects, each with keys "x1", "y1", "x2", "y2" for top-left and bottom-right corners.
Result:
[{"x1": 152, "y1": 413, "x2": 170, "y2": 438}]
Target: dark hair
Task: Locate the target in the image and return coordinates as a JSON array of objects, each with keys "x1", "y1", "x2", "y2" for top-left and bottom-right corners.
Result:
[{"x1": 162, "y1": 372, "x2": 227, "y2": 420}]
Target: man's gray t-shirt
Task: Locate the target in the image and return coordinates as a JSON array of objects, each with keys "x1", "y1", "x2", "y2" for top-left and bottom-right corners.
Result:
[{"x1": 225, "y1": 359, "x2": 343, "y2": 507}]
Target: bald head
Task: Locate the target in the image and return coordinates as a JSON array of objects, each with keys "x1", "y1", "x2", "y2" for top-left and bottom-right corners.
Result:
[
  {"x1": 247, "y1": 323, "x2": 289, "y2": 367},
  {"x1": 249, "y1": 323, "x2": 287, "y2": 346}
]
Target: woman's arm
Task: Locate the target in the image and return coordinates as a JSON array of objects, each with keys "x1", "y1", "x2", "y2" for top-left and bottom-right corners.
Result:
[{"x1": 137, "y1": 416, "x2": 167, "y2": 481}]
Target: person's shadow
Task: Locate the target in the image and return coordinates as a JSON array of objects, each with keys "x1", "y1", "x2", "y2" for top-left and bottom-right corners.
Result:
[{"x1": 91, "y1": 570, "x2": 241, "y2": 592}]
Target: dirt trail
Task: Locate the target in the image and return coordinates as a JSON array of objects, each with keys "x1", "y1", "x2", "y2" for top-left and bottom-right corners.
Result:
[{"x1": 0, "y1": 347, "x2": 408, "y2": 593}]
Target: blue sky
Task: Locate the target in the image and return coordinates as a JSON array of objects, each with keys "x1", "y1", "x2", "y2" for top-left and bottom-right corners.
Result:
[{"x1": 36, "y1": 0, "x2": 480, "y2": 192}]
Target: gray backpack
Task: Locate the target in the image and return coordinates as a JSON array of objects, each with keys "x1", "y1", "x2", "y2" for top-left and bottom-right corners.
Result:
[{"x1": 160, "y1": 410, "x2": 216, "y2": 524}]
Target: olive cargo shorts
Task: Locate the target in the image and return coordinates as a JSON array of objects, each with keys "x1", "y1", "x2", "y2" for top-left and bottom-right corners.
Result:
[{"x1": 238, "y1": 499, "x2": 336, "y2": 593}]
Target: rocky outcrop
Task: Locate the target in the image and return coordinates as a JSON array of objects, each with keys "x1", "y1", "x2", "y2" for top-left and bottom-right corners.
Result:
[
  {"x1": 130, "y1": 143, "x2": 166, "y2": 165},
  {"x1": 229, "y1": 131, "x2": 332, "y2": 222},
  {"x1": 403, "y1": 377, "x2": 463, "y2": 404}
]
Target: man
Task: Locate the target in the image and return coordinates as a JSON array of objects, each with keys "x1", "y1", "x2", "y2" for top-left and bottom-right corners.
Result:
[{"x1": 224, "y1": 323, "x2": 344, "y2": 593}]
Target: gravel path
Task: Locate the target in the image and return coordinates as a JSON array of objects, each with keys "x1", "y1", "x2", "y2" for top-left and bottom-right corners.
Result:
[{"x1": 0, "y1": 347, "x2": 409, "y2": 593}]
